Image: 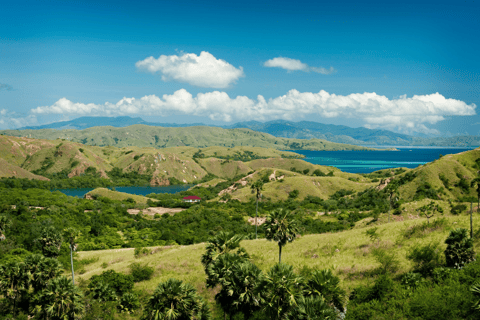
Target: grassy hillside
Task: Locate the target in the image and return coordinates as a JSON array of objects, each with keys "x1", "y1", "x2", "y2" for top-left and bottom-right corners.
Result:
[
  {"x1": 76, "y1": 213, "x2": 480, "y2": 305},
  {"x1": 0, "y1": 124, "x2": 383, "y2": 151}
]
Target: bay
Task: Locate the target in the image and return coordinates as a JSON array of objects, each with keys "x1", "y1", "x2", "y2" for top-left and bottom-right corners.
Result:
[
  {"x1": 294, "y1": 148, "x2": 476, "y2": 173},
  {"x1": 54, "y1": 184, "x2": 193, "y2": 198}
]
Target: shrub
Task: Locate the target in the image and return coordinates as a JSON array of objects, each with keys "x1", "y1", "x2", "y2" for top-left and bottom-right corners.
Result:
[
  {"x1": 407, "y1": 242, "x2": 443, "y2": 277},
  {"x1": 303, "y1": 169, "x2": 310, "y2": 175},
  {"x1": 134, "y1": 247, "x2": 151, "y2": 258},
  {"x1": 129, "y1": 262, "x2": 154, "y2": 282},
  {"x1": 451, "y1": 204, "x2": 467, "y2": 215},
  {"x1": 372, "y1": 248, "x2": 400, "y2": 275},
  {"x1": 118, "y1": 292, "x2": 140, "y2": 313},
  {"x1": 445, "y1": 228, "x2": 475, "y2": 269},
  {"x1": 89, "y1": 270, "x2": 134, "y2": 296},
  {"x1": 312, "y1": 169, "x2": 325, "y2": 176},
  {"x1": 289, "y1": 189, "x2": 299, "y2": 199},
  {"x1": 401, "y1": 272, "x2": 423, "y2": 289}
]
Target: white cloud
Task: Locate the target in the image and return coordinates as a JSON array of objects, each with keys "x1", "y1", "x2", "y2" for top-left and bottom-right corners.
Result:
[
  {"x1": 0, "y1": 109, "x2": 37, "y2": 130},
  {"x1": 263, "y1": 57, "x2": 336, "y2": 74},
  {"x1": 31, "y1": 90, "x2": 476, "y2": 134},
  {"x1": 135, "y1": 51, "x2": 245, "y2": 88}
]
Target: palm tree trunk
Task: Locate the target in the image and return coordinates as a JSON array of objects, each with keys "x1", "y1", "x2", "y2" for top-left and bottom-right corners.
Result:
[
  {"x1": 279, "y1": 244, "x2": 282, "y2": 263},
  {"x1": 70, "y1": 245, "x2": 75, "y2": 285},
  {"x1": 255, "y1": 197, "x2": 258, "y2": 240}
]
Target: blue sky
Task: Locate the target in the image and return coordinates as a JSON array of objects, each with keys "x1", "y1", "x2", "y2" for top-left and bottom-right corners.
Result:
[{"x1": 1, "y1": 0, "x2": 479, "y2": 136}]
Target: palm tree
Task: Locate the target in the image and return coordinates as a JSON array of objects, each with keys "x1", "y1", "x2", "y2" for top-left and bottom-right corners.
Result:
[
  {"x1": 0, "y1": 261, "x2": 30, "y2": 316},
  {"x1": 63, "y1": 227, "x2": 80, "y2": 284},
  {"x1": 32, "y1": 276, "x2": 84, "y2": 320},
  {"x1": 264, "y1": 209, "x2": 299, "y2": 263},
  {"x1": 231, "y1": 261, "x2": 263, "y2": 320},
  {"x1": 0, "y1": 214, "x2": 10, "y2": 241},
  {"x1": 201, "y1": 231, "x2": 248, "y2": 269},
  {"x1": 141, "y1": 278, "x2": 210, "y2": 320},
  {"x1": 305, "y1": 269, "x2": 346, "y2": 312},
  {"x1": 37, "y1": 226, "x2": 63, "y2": 258},
  {"x1": 251, "y1": 180, "x2": 264, "y2": 239},
  {"x1": 255, "y1": 263, "x2": 305, "y2": 320},
  {"x1": 24, "y1": 254, "x2": 63, "y2": 293}
]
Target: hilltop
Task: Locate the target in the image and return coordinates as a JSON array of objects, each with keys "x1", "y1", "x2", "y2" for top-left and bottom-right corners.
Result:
[{"x1": 14, "y1": 116, "x2": 480, "y2": 147}]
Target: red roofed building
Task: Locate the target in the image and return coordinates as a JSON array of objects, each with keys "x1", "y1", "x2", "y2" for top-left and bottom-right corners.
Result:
[{"x1": 183, "y1": 195, "x2": 201, "y2": 203}]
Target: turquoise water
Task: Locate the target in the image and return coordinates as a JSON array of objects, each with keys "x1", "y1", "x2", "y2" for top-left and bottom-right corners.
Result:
[
  {"x1": 294, "y1": 148, "x2": 476, "y2": 173},
  {"x1": 54, "y1": 184, "x2": 193, "y2": 198}
]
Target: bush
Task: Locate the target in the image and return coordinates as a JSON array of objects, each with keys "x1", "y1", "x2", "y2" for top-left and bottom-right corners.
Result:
[
  {"x1": 407, "y1": 242, "x2": 443, "y2": 277},
  {"x1": 118, "y1": 292, "x2": 140, "y2": 313},
  {"x1": 134, "y1": 247, "x2": 151, "y2": 258},
  {"x1": 89, "y1": 270, "x2": 134, "y2": 296},
  {"x1": 129, "y1": 262, "x2": 154, "y2": 282},
  {"x1": 445, "y1": 228, "x2": 475, "y2": 269},
  {"x1": 372, "y1": 248, "x2": 400, "y2": 275},
  {"x1": 451, "y1": 204, "x2": 467, "y2": 215},
  {"x1": 288, "y1": 189, "x2": 299, "y2": 199},
  {"x1": 312, "y1": 169, "x2": 325, "y2": 177}
]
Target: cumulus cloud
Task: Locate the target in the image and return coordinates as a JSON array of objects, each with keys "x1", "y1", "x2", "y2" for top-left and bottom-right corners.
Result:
[
  {"x1": 135, "y1": 51, "x2": 245, "y2": 88},
  {"x1": 263, "y1": 57, "x2": 336, "y2": 74},
  {"x1": 31, "y1": 90, "x2": 476, "y2": 134},
  {"x1": 0, "y1": 83, "x2": 13, "y2": 91},
  {"x1": 0, "y1": 109, "x2": 37, "y2": 129}
]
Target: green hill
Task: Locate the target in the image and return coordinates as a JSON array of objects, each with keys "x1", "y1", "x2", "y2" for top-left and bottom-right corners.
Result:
[{"x1": 0, "y1": 124, "x2": 383, "y2": 151}]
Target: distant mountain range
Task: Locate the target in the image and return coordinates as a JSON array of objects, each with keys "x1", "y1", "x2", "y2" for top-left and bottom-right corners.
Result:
[{"x1": 17, "y1": 116, "x2": 480, "y2": 147}]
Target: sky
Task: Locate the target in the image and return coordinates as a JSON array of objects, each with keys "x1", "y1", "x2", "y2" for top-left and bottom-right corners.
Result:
[{"x1": 1, "y1": 0, "x2": 479, "y2": 136}]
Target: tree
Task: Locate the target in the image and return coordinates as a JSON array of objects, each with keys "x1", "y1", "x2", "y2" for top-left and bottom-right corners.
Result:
[
  {"x1": 24, "y1": 254, "x2": 63, "y2": 293},
  {"x1": 305, "y1": 269, "x2": 346, "y2": 312},
  {"x1": 470, "y1": 176, "x2": 480, "y2": 238},
  {"x1": 63, "y1": 227, "x2": 80, "y2": 285},
  {"x1": 32, "y1": 276, "x2": 84, "y2": 320},
  {"x1": 0, "y1": 261, "x2": 30, "y2": 316},
  {"x1": 0, "y1": 214, "x2": 10, "y2": 241},
  {"x1": 384, "y1": 180, "x2": 398, "y2": 223},
  {"x1": 37, "y1": 226, "x2": 63, "y2": 258},
  {"x1": 141, "y1": 278, "x2": 210, "y2": 320},
  {"x1": 264, "y1": 209, "x2": 299, "y2": 263},
  {"x1": 445, "y1": 228, "x2": 475, "y2": 269},
  {"x1": 255, "y1": 263, "x2": 304, "y2": 320},
  {"x1": 251, "y1": 180, "x2": 264, "y2": 239},
  {"x1": 201, "y1": 231, "x2": 248, "y2": 269},
  {"x1": 416, "y1": 201, "x2": 440, "y2": 224}
]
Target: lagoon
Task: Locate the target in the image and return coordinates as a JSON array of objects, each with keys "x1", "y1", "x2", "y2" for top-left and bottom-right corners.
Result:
[
  {"x1": 295, "y1": 148, "x2": 476, "y2": 173},
  {"x1": 55, "y1": 184, "x2": 193, "y2": 198}
]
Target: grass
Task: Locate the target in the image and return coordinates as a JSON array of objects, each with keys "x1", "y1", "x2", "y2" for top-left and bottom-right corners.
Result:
[
  {"x1": 86, "y1": 188, "x2": 155, "y2": 205},
  {"x1": 76, "y1": 212, "x2": 480, "y2": 306}
]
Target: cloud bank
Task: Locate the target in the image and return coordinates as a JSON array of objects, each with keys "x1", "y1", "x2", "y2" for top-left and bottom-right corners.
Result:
[
  {"x1": 135, "y1": 51, "x2": 244, "y2": 88},
  {"x1": 264, "y1": 57, "x2": 336, "y2": 74},
  {"x1": 0, "y1": 83, "x2": 13, "y2": 91},
  {"x1": 30, "y1": 90, "x2": 475, "y2": 134},
  {"x1": 0, "y1": 109, "x2": 37, "y2": 130}
]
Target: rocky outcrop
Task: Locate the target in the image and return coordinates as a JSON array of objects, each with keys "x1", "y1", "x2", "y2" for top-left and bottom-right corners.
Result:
[{"x1": 150, "y1": 176, "x2": 170, "y2": 186}]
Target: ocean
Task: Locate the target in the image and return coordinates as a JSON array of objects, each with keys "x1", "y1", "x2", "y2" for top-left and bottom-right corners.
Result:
[{"x1": 293, "y1": 148, "x2": 476, "y2": 173}]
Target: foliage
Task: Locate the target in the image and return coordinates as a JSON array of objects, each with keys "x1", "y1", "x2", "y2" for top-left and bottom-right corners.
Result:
[
  {"x1": 32, "y1": 276, "x2": 84, "y2": 320},
  {"x1": 263, "y1": 209, "x2": 300, "y2": 263},
  {"x1": 372, "y1": 248, "x2": 400, "y2": 275},
  {"x1": 118, "y1": 292, "x2": 140, "y2": 313},
  {"x1": 255, "y1": 263, "x2": 305, "y2": 320},
  {"x1": 129, "y1": 262, "x2": 154, "y2": 282},
  {"x1": 407, "y1": 242, "x2": 443, "y2": 277},
  {"x1": 141, "y1": 278, "x2": 210, "y2": 320},
  {"x1": 304, "y1": 268, "x2": 346, "y2": 312},
  {"x1": 445, "y1": 228, "x2": 475, "y2": 269},
  {"x1": 37, "y1": 226, "x2": 63, "y2": 258},
  {"x1": 88, "y1": 270, "x2": 134, "y2": 296}
]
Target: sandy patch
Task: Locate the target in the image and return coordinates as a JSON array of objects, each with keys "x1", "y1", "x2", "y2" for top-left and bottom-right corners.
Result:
[{"x1": 127, "y1": 207, "x2": 185, "y2": 216}]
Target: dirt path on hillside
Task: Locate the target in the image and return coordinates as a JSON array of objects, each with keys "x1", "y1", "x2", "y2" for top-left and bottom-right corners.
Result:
[{"x1": 127, "y1": 207, "x2": 185, "y2": 216}]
